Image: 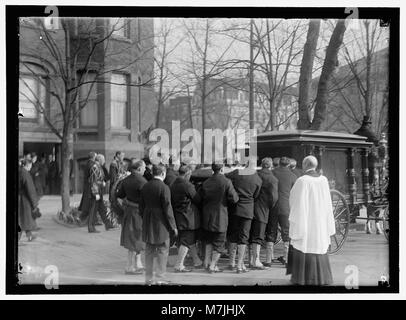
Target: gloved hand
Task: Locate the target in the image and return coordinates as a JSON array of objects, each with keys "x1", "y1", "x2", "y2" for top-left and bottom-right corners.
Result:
[{"x1": 95, "y1": 194, "x2": 100, "y2": 201}]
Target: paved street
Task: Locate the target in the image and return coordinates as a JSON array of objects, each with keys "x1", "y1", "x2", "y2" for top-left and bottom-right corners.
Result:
[{"x1": 18, "y1": 196, "x2": 389, "y2": 287}]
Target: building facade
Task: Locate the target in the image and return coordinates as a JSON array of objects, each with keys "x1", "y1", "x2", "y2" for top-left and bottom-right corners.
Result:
[{"x1": 19, "y1": 17, "x2": 155, "y2": 193}]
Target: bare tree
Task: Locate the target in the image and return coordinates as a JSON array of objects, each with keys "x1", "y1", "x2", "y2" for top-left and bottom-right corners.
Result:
[
  {"x1": 252, "y1": 19, "x2": 305, "y2": 131},
  {"x1": 19, "y1": 17, "x2": 154, "y2": 213},
  {"x1": 319, "y1": 19, "x2": 389, "y2": 134},
  {"x1": 297, "y1": 19, "x2": 321, "y2": 129},
  {"x1": 154, "y1": 18, "x2": 185, "y2": 128},
  {"x1": 181, "y1": 18, "x2": 244, "y2": 162},
  {"x1": 310, "y1": 19, "x2": 347, "y2": 130}
]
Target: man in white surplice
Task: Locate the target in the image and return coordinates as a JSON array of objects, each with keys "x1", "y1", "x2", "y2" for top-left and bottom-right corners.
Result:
[{"x1": 287, "y1": 155, "x2": 336, "y2": 285}]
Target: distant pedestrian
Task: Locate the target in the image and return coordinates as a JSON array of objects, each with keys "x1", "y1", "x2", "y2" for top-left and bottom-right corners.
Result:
[
  {"x1": 39, "y1": 156, "x2": 48, "y2": 196},
  {"x1": 287, "y1": 156, "x2": 335, "y2": 285},
  {"x1": 87, "y1": 154, "x2": 114, "y2": 233},
  {"x1": 116, "y1": 160, "x2": 147, "y2": 274},
  {"x1": 199, "y1": 163, "x2": 239, "y2": 273},
  {"x1": 140, "y1": 164, "x2": 177, "y2": 285},
  {"x1": 171, "y1": 165, "x2": 203, "y2": 272},
  {"x1": 30, "y1": 152, "x2": 44, "y2": 198},
  {"x1": 18, "y1": 159, "x2": 39, "y2": 241},
  {"x1": 47, "y1": 154, "x2": 59, "y2": 195},
  {"x1": 109, "y1": 151, "x2": 126, "y2": 198},
  {"x1": 78, "y1": 151, "x2": 96, "y2": 218}
]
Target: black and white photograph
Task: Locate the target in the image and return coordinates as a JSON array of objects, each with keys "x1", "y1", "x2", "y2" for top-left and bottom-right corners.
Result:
[{"x1": 2, "y1": 0, "x2": 402, "y2": 300}]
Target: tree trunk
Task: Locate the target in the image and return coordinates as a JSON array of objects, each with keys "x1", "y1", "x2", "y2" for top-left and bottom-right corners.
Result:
[
  {"x1": 297, "y1": 19, "x2": 320, "y2": 130},
  {"x1": 310, "y1": 19, "x2": 347, "y2": 130},
  {"x1": 186, "y1": 85, "x2": 193, "y2": 128},
  {"x1": 60, "y1": 129, "x2": 72, "y2": 214}
]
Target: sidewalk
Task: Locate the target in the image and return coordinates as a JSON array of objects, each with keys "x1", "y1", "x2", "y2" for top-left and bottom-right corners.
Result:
[{"x1": 18, "y1": 196, "x2": 389, "y2": 287}]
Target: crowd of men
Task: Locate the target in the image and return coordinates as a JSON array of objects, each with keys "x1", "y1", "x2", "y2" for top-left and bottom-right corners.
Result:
[
  {"x1": 77, "y1": 149, "x2": 325, "y2": 285},
  {"x1": 19, "y1": 152, "x2": 65, "y2": 196}
]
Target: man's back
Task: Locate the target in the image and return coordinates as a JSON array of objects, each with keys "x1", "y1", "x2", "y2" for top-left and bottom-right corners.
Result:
[
  {"x1": 289, "y1": 173, "x2": 335, "y2": 254},
  {"x1": 272, "y1": 166, "x2": 297, "y2": 215},
  {"x1": 255, "y1": 168, "x2": 279, "y2": 223},
  {"x1": 164, "y1": 168, "x2": 179, "y2": 187},
  {"x1": 200, "y1": 174, "x2": 238, "y2": 232},
  {"x1": 226, "y1": 168, "x2": 262, "y2": 219},
  {"x1": 140, "y1": 178, "x2": 176, "y2": 244},
  {"x1": 117, "y1": 172, "x2": 147, "y2": 203},
  {"x1": 170, "y1": 177, "x2": 201, "y2": 231}
]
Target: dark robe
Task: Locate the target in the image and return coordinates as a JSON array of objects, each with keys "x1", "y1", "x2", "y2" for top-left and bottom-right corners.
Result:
[
  {"x1": 19, "y1": 167, "x2": 38, "y2": 231},
  {"x1": 140, "y1": 178, "x2": 177, "y2": 244},
  {"x1": 117, "y1": 172, "x2": 147, "y2": 252}
]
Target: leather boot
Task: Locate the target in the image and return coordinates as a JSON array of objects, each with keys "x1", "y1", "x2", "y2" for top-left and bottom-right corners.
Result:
[
  {"x1": 251, "y1": 243, "x2": 265, "y2": 269},
  {"x1": 208, "y1": 251, "x2": 223, "y2": 273},
  {"x1": 174, "y1": 245, "x2": 191, "y2": 272},
  {"x1": 228, "y1": 242, "x2": 237, "y2": 270},
  {"x1": 264, "y1": 242, "x2": 274, "y2": 267},
  {"x1": 204, "y1": 244, "x2": 213, "y2": 270},
  {"x1": 278, "y1": 241, "x2": 289, "y2": 266},
  {"x1": 236, "y1": 244, "x2": 248, "y2": 273},
  {"x1": 375, "y1": 222, "x2": 383, "y2": 234},
  {"x1": 189, "y1": 244, "x2": 203, "y2": 267},
  {"x1": 135, "y1": 253, "x2": 144, "y2": 270},
  {"x1": 366, "y1": 221, "x2": 372, "y2": 234}
]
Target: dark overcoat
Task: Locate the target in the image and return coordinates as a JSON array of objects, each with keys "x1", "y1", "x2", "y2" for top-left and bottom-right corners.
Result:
[
  {"x1": 30, "y1": 161, "x2": 43, "y2": 197},
  {"x1": 78, "y1": 159, "x2": 95, "y2": 213},
  {"x1": 199, "y1": 173, "x2": 239, "y2": 233},
  {"x1": 254, "y1": 168, "x2": 279, "y2": 223},
  {"x1": 226, "y1": 168, "x2": 262, "y2": 220},
  {"x1": 272, "y1": 166, "x2": 297, "y2": 216},
  {"x1": 164, "y1": 168, "x2": 179, "y2": 187},
  {"x1": 19, "y1": 167, "x2": 38, "y2": 231},
  {"x1": 117, "y1": 172, "x2": 147, "y2": 252},
  {"x1": 140, "y1": 178, "x2": 177, "y2": 244},
  {"x1": 170, "y1": 177, "x2": 201, "y2": 231}
]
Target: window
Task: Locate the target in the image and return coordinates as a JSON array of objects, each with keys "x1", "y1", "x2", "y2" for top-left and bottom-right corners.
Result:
[
  {"x1": 111, "y1": 73, "x2": 128, "y2": 129},
  {"x1": 110, "y1": 18, "x2": 130, "y2": 38},
  {"x1": 19, "y1": 75, "x2": 46, "y2": 119},
  {"x1": 79, "y1": 72, "x2": 98, "y2": 127}
]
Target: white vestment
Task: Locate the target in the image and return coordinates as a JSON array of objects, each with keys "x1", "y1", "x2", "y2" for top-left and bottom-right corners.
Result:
[{"x1": 289, "y1": 174, "x2": 336, "y2": 254}]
